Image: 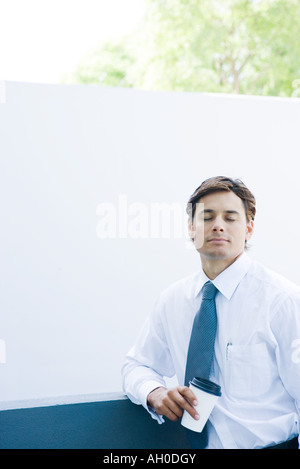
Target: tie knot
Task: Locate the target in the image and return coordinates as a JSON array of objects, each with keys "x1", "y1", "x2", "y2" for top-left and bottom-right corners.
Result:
[{"x1": 202, "y1": 281, "x2": 218, "y2": 299}]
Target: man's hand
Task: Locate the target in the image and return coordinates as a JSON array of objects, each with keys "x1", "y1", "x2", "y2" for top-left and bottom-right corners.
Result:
[{"x1": 147, "y1": 386, "x2": 200, "y2": 422}]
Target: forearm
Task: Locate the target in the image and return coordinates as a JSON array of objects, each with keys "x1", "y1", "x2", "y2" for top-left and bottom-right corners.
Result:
[
  {"x1": 122, "y1": 358, "x2": 166, "y2": 409},
  {"x1": 121, "y1": 298, "x2": 176, "y2": 416}
]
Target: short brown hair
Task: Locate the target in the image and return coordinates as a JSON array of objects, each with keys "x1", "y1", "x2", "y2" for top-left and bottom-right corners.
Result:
[{"x1": 186, "y1": 176, "x2": 256, "y2": 222}]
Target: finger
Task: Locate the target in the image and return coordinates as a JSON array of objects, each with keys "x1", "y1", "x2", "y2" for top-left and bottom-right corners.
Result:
[
  {"x1": 175, "y1": 387, "x2": 200, "y2": 420},
  {"x1": 165, "y1": 398, "x2": 185, "y2": 419},
  {"x1": 179, "y1": 396, "x2": 200, "y2": 420},
  {"x1": 164, "y1": 406, "x2": 182, "y2": 422},
  {"x1": 156, "y1": 400, "x2": 182, "y2": 421},
  {"x1": 159, "y1": 392, "x2": 185, "y2": 419},
  {"x1": 178, "y1": 385, "x2": 198, "y2": 406}
]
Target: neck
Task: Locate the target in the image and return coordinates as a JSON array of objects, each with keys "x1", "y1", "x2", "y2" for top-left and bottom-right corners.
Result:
[{"x1": 200, "y1": 251, "x2": 244, "y2": 280}]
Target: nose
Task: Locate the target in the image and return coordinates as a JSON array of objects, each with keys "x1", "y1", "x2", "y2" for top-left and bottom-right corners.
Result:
[{"x1": 212, "y1": 216, "x2": 225, "y2": 232}]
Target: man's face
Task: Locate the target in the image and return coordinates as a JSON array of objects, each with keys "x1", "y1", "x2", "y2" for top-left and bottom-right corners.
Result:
[{"x1": 188, "y1": 190, "x2": 254, "y2": 262}]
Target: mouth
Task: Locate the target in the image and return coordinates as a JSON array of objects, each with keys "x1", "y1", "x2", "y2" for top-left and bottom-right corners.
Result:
[{"x1": 207, "y1": 238, "x2": 229, "y2": 244}]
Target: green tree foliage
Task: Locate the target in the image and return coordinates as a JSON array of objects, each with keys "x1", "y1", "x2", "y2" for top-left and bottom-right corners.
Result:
[{"x1": 68, "y1": 0, "x2": 300, "y2": 97}]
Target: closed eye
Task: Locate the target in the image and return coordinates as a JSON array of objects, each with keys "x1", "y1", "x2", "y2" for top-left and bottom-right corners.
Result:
[{"x1": 203, "y1": 217, "x2": 236, "y2": 222}]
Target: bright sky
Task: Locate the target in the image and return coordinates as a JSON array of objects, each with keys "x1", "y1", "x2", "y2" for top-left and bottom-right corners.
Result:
[{"x1": 0, "y1": 0, "x2": 146, "y2": 83}]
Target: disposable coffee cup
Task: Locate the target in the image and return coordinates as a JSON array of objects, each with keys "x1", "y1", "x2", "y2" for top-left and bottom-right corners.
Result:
[{"x1": 181, "y1": 377, "x2": 222, "y2": 433}]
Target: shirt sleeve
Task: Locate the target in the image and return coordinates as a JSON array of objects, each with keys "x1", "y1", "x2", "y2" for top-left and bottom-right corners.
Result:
[
  {"x1": 270, "y1": 290, "x2": 300, "y2": 445},
  {"x1": 121, "y1": 294, "x2": 176, "y2": 423}
]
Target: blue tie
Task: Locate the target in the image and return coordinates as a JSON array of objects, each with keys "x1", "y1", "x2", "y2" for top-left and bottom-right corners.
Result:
[{"x1": 184, "y1": 281, "x2": 218, "y2": 449}]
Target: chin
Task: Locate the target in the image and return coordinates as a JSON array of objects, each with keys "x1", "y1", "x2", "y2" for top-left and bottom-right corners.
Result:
[{"x1": 199, "y1": 248, "x2": 229, "y2": 260}]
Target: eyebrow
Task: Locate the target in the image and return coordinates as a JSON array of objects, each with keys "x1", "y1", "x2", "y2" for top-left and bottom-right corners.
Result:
[
  {"x1": 200, "y1": 208, "x2": 239, "y2": 215},
  {"x1": 201, "y1": 209, "x2": 240, "y2": 215}
]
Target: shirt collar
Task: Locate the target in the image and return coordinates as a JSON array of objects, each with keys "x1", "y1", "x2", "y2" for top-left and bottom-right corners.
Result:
[{"x1": 194, "y1": 252, "x2": 252, "y2": 301}]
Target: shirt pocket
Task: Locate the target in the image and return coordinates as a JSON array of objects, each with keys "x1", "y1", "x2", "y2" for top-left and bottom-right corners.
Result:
[{"x1": 225, "y1": 342, "x2": 272, "y2": 401}]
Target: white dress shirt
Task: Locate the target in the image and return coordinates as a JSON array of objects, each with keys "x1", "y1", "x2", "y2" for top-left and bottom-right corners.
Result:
[{"x1": 122, "y1": 253, "x2": 300, "y2": 449}]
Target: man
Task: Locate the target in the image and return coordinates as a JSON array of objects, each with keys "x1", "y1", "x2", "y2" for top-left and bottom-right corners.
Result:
[{"x1": 122, "y1": 176, "x2": 300, "y2": 449}]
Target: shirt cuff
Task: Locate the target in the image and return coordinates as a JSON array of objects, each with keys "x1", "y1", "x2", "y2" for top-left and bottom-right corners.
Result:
[{"x1": 138, "y1": 380, "x2": 166, "y2": 424}]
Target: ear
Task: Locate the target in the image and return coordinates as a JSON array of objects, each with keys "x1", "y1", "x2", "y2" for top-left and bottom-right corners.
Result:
[{"x1": 245, "y1": 220, "x2": 254, "y2": 241}]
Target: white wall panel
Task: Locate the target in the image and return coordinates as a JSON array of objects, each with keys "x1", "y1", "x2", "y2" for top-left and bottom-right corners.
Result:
[{"x1": 0, "y1": 82, "x2": 299, "y2": 401}]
